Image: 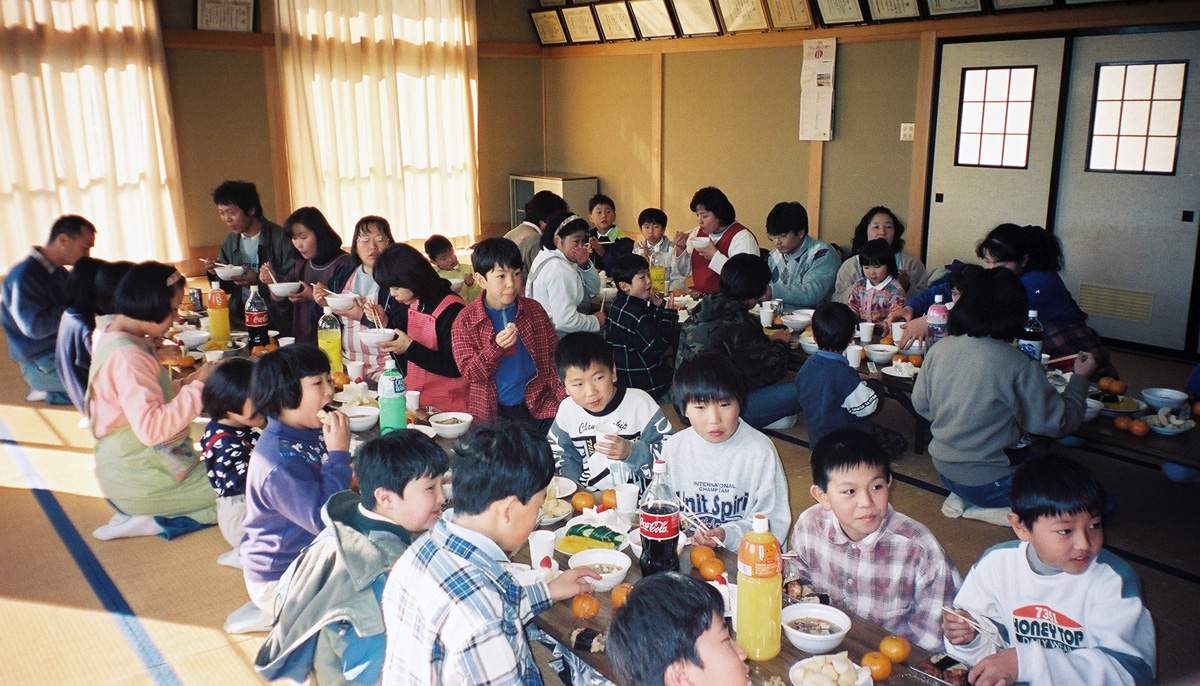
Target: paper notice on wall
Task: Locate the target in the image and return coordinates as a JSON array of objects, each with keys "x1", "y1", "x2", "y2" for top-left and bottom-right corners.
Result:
[{"x1": 799, "y1": 38, "x2": 836, "y2": 140}]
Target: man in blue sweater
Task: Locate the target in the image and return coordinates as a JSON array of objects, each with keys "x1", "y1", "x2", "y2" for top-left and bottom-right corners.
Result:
[{"x1": 2, "y1": 215, "x2": 96, "y2": 404}]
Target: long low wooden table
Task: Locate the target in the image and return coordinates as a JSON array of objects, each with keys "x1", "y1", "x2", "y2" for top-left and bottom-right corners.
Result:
[
  {"x1": 1070, "y1": 412, "x2": 1200, "y2": 469},
  {"x1": 525, "y1": 540, "x2": 944, "y2": 685}
]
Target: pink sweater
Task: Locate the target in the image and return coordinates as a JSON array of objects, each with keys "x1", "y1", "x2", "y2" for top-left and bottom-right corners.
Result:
[{"x1": 90, "y1": 331, "x2": 204, "y2": 445}]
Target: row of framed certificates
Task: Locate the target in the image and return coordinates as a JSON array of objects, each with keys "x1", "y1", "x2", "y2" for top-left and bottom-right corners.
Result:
[{"x1": 531, "y1": 0, "x2": 1127, "y2": 45}]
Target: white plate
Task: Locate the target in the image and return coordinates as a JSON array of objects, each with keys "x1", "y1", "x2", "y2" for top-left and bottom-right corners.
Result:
[
  {"x1": 539, "y1": 499, "x2": 573, "y2": 527},
  {"x1": 1149, "y1": 420, "x2": 1194, "y2": 436},
  {"x1": 548, "y1": 475, "x2": 576, "y2": 499},
  {"x1": 554, "y1": 513, "x2": 631, "y2": 553},
  {"x1": 882, "y1": 366, "x2": 919, "y2": 380},
  {"x1": 1098, "y1": 396, "x2": 1148, "y2": 416},
  {"x1": 409, "y1": 424, "x2": 438, "y2": 438},
  {"x1": 789, "y1": 656, "x2": 872, "y2": 686},
  {"x1": 333, "y1": 389, "x2": 378, "y2": 404}
]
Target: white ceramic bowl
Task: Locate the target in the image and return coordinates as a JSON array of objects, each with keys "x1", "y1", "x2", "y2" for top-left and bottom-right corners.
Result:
[
  {"x1": 324, "y1": 293, "x2": 358, "y2": 311},
  {"x1": 428, "y1": 412, "x2": 473, "y2": 439},
  {"x1": 214, "y1": 266, "x2": 243, "y2": 280},
  {"x1": 359, "y1": 328, "x2": 397, "y2": 346},
  {"x1": 268, "y1": 281, "x2": 302, "y2": 297},
  {"x1": 1084, "y1": 398, "x2": 1103, "y2": 422},
  {"x1": 898, "y1": 339, "x2": 925, "y2": 357},
  {"x1": 780, "y1": 313, "x2": 812, "y2": 332},
  {"x1": 789, "y1": 656, "x2": 872, "y2": 686},
  {"x1": 687, "y1": 236, "x2": 712, "y2": 250},
  {"x1": 864, "y1": 344, "x2": 899, "y2": 364},
  {"x1": 1142, "y1": 388, "x2": 1187, "y2": 411},
  {"x1": 781, "y1": 603, "x2": 851, "y2": 653},
  {"x1": 175, "y1": 329, "x2": 211, "y2": 350},
  {"x1": 799, "y1": 336, "x2": 819, "y2": 355},
  {"x1": 340, "y1": 406, "x2": 380, "y2": 432},
  {"x1": 568, "y1": 548, "x2": 631, "y2": 593}
]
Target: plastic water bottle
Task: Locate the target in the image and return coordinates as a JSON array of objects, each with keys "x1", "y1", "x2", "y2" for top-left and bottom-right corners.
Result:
[
  {"x1": 317, "y1": 306, "x2": 343, "y2": 374},
  {"x1": 378, "y1": 358, "x2": 407, "y2": 434},
  {"x1": 736, "y1": 514, "x2": 782, "y2": 661},
  {"x1": 926, "y1": 294, "x2": 949, "y2": 349},
  {"x1": 1018, "y1": 309, "x2": 1043, "y2": 360}
]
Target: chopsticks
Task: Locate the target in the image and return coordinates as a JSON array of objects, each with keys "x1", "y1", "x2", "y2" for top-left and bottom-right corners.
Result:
[
  {"x1": 1045, "y1": 353, "x2": 1079, "y2": 365},
  {"x1": 942, "y1": 606, "x2": 1005, "y2": 649},
  {"x1": 679, "y1": 501, "x2": 724, "y2": 548}
]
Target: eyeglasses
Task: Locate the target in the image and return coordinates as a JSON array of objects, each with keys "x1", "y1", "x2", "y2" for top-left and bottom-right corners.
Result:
[{"x1": 356, "y1": 235, "x2": 391, "y2": 246}]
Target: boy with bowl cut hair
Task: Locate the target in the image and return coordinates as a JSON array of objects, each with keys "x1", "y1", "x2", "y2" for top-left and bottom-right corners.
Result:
[
  {"x1": 944, "y1": 454, "x2": 1154, "y2": 686},
  {"x1": 550, "y1": 332, "x2": 672, "y2": 490},
  {"x1": 608, "y1": 572, "x2": 749, "y2": 686},
  {"x1": 788, "y1": 429, "x2": 959, "y2": 651},
  {"x1": 605, "y1": 254, "x2": 680, "y2": 400},
  {"x1": 764, "y1": 201, "x2": 839, "y2": 309},
  {"x1": 256, "y1": 430, "x2": 449, "y2": 686},
  {"x1": 450, "y1": 237, "x2": 565, "y2": 433},
  {"x1": 380, "y1": 422, "x2": 599, "y2": 686},
  {"x1": 587, "y1": 193, "x2": 634, "y2": 272}
]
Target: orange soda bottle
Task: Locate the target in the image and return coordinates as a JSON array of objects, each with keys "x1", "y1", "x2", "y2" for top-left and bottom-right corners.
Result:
[
  {"x1": 736, "y1": 514, "x2": 782, "y2": 660},
  {"x1": 206, "y1": 286, "x2": 230, "y2": 344}
]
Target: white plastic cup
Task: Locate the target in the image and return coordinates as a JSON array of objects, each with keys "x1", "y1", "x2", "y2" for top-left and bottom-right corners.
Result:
[
  {"x1": 200, "y1": 316, "x2": 211, "y2": 330},
  {"x1": 759, "y1": 303, "x2": 775, "y2": 327},
  {"x1": 204, "y1": 350, "x2": 224, "y2": 363},
  {"x1": 345, "y1": 360, "x2": 365, "y2": 381},
  {"x1": 858, "y1": 322, "x2": 874, "y2": 342},
  {"x1": 845, "y1": 344, "x2": 864, "y2": 368},
  {"x1": 405, "y1": 390, "x2": 421, "y2": 412},
  {"x1": 615, "y1": 483, "x2": 639, "y2": 515},
  {"x1": 527, "y1": 530, "x2": 556, "y2": 569},
  {"x1": 891, "y1": 321, "x2": 906, "y2": 341},
  {"x1": 1041, "y1": 353, "x2": 1051, "y2": 367},
  {"x1": 277, "y1": 336, "x2": 295, "y2": 347}
]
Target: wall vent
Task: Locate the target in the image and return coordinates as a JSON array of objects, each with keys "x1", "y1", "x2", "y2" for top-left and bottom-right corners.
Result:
[{"x1": 1077, "y1": 283, "x2": 1153, "y2": 323}]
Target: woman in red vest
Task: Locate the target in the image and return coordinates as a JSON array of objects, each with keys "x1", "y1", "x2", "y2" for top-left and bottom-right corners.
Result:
[
  {"x1": 372, "y1": 244, "x2": 468, "y2": 413},
  {"x1": 670, "y1": 186, "x2": 761, "y2": 294}
]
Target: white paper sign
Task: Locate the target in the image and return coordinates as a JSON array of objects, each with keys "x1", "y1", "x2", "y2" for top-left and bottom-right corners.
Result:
[{"x1": 799, "y1": 38, "x2": 836, "y2": 141}]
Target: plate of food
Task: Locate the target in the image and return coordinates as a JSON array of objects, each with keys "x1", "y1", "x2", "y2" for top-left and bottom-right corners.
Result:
[
  {"x1": 1145, "y1": 408, "x2": 1195, "y2": 436},
  {"x1": 539, "y1": 498, "x2": 573, "y2": 526},
  {"x1": 912, "y1": 654, "x2": 970, "y2": 686},
  {"x1": 548, "y1": 475, "x2": 577, "y2": 499},
  {"x1": 882, "y1": 364, "x2": 920, "y2": 379},
  {"x1": 788, "y1": 652, "x2": 870, "y2": 686},
  {"x1": 555, "y1": 510, "x2": 630, "y2": 553},
  {"x1": 1089, "y1": 392, "x2": 1147, "y2": 416}
]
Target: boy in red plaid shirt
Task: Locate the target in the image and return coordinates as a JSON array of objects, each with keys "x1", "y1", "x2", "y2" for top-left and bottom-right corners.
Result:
[{"x1": 786, "y1": 428, "x2": 960, "y2": 651}]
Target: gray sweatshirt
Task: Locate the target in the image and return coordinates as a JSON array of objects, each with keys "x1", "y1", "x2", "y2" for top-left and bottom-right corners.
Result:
[
  {"x1": 912, "y1": 336, "x2": 1088, "y2": 486},
  {"x1": 662, "y1": 420, "x2": 791, "y2": 549}
]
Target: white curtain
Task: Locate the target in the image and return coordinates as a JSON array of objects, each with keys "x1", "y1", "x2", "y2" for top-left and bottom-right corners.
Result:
[
  {"x1": 274, "y1": 0, "x2": 479, "y2": 244},
  {"x1": 0, "y1": 0, "x2": 189, "y2": 268}
]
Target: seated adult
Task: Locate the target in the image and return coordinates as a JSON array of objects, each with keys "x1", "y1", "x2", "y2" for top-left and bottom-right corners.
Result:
[
  {"x1": 833, "y1": 206, "x2": 927, "y2": 302},
  {"x1": 764, "y1": 201, "x2": 839, "y2": 309},
  {"x1": 88, "y1": 262, "x2": 218, "y2": 540},
  {"x1": 506, "y1": 190, "x2": 568, "y2": 293},
  {"x1": 670, "y1": 186, "x2": 761, "y2": 294},
  {"x1": 526, "y1": 210, "x2": 605, "y2": 337},
  {"x1": 676, "y1": 253, "x2": 799, "y2": 429},
  {"x1": 896, "y1": 223, "x2": 1116, "y2": 378},
  {"x1": 2, "y1": 215, "x2": 96, "y2": 404},
  {"x1": 55, "y1": 256, "x2": 107, "y2": 413},
  {"x1": 203, "y1": 180, "x2": 296, "y2": 333},
  {"x1": 315, "y1": 215, "x2": 396, "y2": 381},
  {"x1": 262, "y1": 207, "x2": 354, "y2": 345},
  {"x1": 372, "y1": 243, "x2": 468, "y2": 413}
]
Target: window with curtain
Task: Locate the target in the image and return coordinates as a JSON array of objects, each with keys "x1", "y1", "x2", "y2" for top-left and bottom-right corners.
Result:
[
  {"x1": 274, "y1": 0, "x2": 480, "y2": 245},
  {"x1": 0, "y1": 0, "x2": 189, "y2": 269}
]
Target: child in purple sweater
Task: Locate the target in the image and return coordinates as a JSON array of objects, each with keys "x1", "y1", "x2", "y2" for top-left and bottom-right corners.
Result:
[{"x1": 240, "y1": 344, "x2": 351, "y2": 613}]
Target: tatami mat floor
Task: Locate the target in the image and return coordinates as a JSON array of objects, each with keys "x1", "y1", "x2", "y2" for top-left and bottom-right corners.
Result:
[{"x1": 0, "y1": 337, "x2": 1196, "y2": 685}]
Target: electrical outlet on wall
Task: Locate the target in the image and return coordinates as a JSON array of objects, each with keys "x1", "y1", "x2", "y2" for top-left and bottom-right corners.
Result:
[{"x1": 900, "y1": 123, "x2": 915, "y2": 142}]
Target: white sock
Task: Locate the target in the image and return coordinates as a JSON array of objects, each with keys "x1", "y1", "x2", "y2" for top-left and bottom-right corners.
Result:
[
  {"x1": 961, "y1": 506, "x2": 1013, "y2": 527},
  {"x1": 216, "y1": 549, "x2": 243, "y2": 568},
  {"x1": 92, "y1": 513, "x2": 164, "y2": 540},
  {"x1": 941, "y1": 493, "x2": 967, "y2": 518},
  {"x1": 25, "y1": 389, "x2": 48, "y2": 402}
]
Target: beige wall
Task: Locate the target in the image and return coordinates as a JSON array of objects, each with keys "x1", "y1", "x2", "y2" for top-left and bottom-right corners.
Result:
[
  {"x1": 476, "y1": 0, "x2": 539, "y2": 43},
  {"x1": 820, "y1": 40, "x2": 920, "y2": 251},
  {"x1": 662, "y1": 47, "x2": 813, "y2": 248},
  {"x1": 477, "y1": 57, "x2": 545, "y2": 235},
  {"x1": 165, "y1": 48, "x2": 276, "y2": 261},
  {"x1": 543, "y1": 55, "x2": 656, "y2": 229}
]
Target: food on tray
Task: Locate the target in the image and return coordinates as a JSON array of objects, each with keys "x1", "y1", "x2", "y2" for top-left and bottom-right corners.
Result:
[
  {"x1": 916, "y1": 654, "x2": 970, "y2": 686},
  {"x1": 583, "y1": 563, "x2": 622, "y2": 574},
  {"x1": 1147, "y1": 407, "x2": 1194, "y2": 429},
  {"x1": 539, "y1": 498, "x2": 572, "y2": 521},
  {"x1": 788, "y1": 616, "x2": 842, "y2": 635},
  {"x1": 570, "y1": 627, "x2": 606, "y2": 652},
  {"x1": 785, "y1": 578, "x2": 831, "y2": 605},
  {"x1": 435, "y1": 416, "x2": 464, "y2": 425},
  {"x1": 790, "y1": 651, "x2": 868, "y2": 686},
  {"x1": 557, "y1": 524, "x2": 625, "y2": 554}
]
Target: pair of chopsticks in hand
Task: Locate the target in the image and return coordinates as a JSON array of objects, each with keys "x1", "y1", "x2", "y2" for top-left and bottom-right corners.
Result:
[
  {"x1": 942, "y1": 606, "x2": 1005, "y2": 648},
  {"x1": 678, "y1": 501, "x2": 724, "y2": 549}
]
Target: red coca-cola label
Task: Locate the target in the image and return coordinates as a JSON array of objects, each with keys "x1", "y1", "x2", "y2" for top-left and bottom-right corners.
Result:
[
  {"x1": 640, "y1": 511, "x2": 679, "y2": 541},
  {"x1": 246, "y1": 310, "x2": 268, "y2": 327}
]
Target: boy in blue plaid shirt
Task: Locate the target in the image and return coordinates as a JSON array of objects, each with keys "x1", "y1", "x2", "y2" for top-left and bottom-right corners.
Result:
[
  {"x1": 380, "y1": 421, "x2": 599, "y2": 686},
  {"x1": 604, "y1": 253, "x2": 680, "y2": 400}
]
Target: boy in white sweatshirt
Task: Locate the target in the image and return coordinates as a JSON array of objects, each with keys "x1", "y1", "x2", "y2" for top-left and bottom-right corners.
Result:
[
  {"x1": 661, "y1": 352, "x2": 790, "y2": 549},
  {"x1": 944, "y1": 454, "x2": 1155, "y2": 686}
]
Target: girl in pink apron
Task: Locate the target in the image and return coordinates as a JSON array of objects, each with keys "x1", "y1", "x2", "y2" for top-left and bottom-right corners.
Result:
[
  {"x1": 315, "y1": 216, "x2": 395, "y2": 381},
  {"x1": 370, "y1": 243, "x2": 469, "y2": 413}
]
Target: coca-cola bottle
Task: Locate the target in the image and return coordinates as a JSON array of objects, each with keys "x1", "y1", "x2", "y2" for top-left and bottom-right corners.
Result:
[
  {"x1": 245, "y1": 289, "x2": 270, "y2": 348},
  {"x1": 639, "y1": 459, "x2": 680, "y2": 576}
]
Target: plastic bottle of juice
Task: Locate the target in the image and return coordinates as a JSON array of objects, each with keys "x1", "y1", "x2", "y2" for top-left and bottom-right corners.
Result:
[
  {"x1": 649, "y1": 250, "x2": 667, "y2": 293},
  {"x1": 206, "y1": 285, "x2": 230, "y2": 345},
  {"x1": 378, "y1": 359, "x2": 407, "y2": 433},
  {"x1": 317, "y1": 306, "x2": 343, "y2": 374},
  {"x1": 736, "y1": 514, "x2": 782, "y2": 661}
]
